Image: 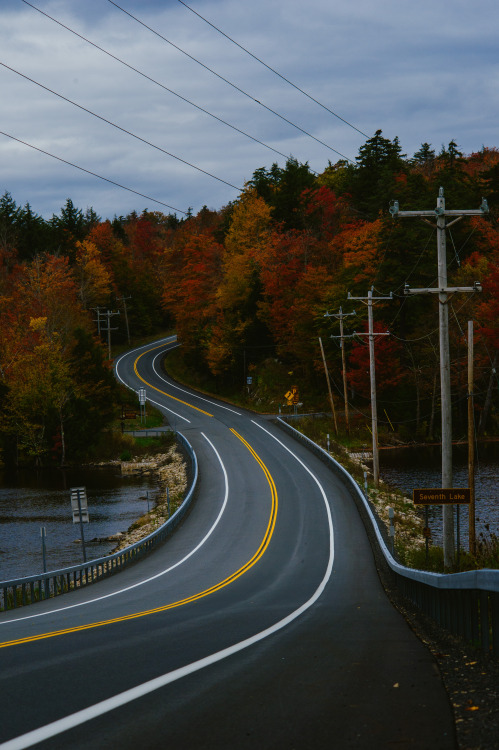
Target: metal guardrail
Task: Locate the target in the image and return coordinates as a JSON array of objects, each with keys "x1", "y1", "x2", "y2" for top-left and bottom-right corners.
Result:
[
  {"x1": 0, "y1": 432, "x2": 197, "y2": 612},
  {"x1": 123, "y1": 429, "x2": 172, "y2": 438},
  {"x1": 277, "y1": 418, "x2": 499, "y2": 658}
]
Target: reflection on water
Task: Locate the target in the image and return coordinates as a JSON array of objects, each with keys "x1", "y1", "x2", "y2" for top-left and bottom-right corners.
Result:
[
  {"x1": 379, "y1": 442, "x2": 498, "y2": 548},
  {"x1": 0, "y1": 465, "x2": 159, "y2": 581}
]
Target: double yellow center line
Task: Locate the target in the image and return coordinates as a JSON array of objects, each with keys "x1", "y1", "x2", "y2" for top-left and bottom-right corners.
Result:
[
  {"x1": 134, "y1": 343, "x2": 214, "y2": 416},
  {"x1": 0, "y1": 429, "x2": 278, "y2": 649}
]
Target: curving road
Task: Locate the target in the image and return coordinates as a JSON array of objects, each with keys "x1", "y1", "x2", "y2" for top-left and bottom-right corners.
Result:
[{"x1": 0, "y1": 337, "x2": 456, "y2": 749}]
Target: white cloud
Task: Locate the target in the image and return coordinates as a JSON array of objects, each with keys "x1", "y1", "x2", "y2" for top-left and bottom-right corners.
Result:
[{"x1": 1, "y1": 0, "x2": 498, "y2": 219}]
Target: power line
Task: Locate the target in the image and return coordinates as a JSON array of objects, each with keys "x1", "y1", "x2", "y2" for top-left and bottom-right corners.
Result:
[
  {"x1": 106, "y1": 0, "x2": 355, "y2": 163},
  {"x1": 20, "y1": 0, "x2": 303, "y2": 168},
  {"x1": 1, "y1": 62, "x2": 242, "y2": 192},
  {"x1": 178, "y1": 0, "x2": 369, "y2": 139},
  {"x1": 0, "y1": 130, "x2": 188, "y2": 214}
]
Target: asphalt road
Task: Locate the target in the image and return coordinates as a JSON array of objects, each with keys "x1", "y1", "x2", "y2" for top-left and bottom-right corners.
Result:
[{"x1": 0, "y1": 337, "x2": 457, "y2": 749}]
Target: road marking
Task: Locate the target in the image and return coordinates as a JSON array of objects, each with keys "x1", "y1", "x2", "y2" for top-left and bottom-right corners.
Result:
[
  {"x1": 116, "y1": 336, "x2": 241, "y2": 418},
  {"x1": 0, "y1": 430, "x2": 277, "y2": 646},
  {"x1": 152, "y1": 350, "x2": 242, "y2": 416},
  {"x1": 133, "y1": 345, "x2": 214, "y2": 416},
  {"x1": 0, "y1": 432, "x2": 225, "y2": 626},
  {"x1": 0, "y1": 430, "x2": 332, "y2": 750},
  {"x1": 142, "y1": 396, "x2": 191, "y2": 423},
  {"x1": 114, "y1": 337, "x2": 202, "y2": 420},
  {"x1": 114, "y1": 338, "x2": 191, "y2": 424}
]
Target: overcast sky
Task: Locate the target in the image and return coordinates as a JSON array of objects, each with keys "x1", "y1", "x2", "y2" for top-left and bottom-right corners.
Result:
[{"x1": 1, "y1": 0, "x2": 498, "y2": 221}]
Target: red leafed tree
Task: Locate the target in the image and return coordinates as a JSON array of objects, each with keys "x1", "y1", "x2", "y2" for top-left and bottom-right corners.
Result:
[
  {"x1": 347, "y1": 322, "x2": 404, "y2": 399},
  {"x1": 161, "y1": 226, "x2": 223, "y2": 354},
  {"x1": 257, "y1": 230, "x2": 308, "y2": 348},
  {"x1": 478, "y1": 264, "x2": 499, "y2": 349},
  {"x1": 300, "y1": 185, "x2": 351, "y2": 241},
  {"x1": 257, "y1": 229, "x2": 335, "y2": 361}
]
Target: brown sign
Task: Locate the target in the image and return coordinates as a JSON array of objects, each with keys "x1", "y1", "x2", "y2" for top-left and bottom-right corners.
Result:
[{"x1": 413, "y1": 488, "x2": 471, "y2": 505}]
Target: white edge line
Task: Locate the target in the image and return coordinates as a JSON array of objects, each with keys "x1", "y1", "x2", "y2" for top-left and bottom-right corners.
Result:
[
  {"x1": 146, "y1": 396, "x2": 190, "y2": 423},
  {"x1": 115, "y1": 338, "x2": 239, "y2": 419},
  {"x1": 0, "y1": 426, "x2": 334, "y2": 750},
  {"x1": 0, "y1": 434, "x2": 227, "y2": 625},
  {"x1": 114, "y1": 338, "x2": 189, "y2": 423},
  {"x1": 152, "y1": 350, "x2": 242, "y2": 416}
]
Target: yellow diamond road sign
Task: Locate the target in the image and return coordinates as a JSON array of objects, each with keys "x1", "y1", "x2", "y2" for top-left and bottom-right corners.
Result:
[{"x1": 284, "y1": 386, "x2": 299, "y2": 406}]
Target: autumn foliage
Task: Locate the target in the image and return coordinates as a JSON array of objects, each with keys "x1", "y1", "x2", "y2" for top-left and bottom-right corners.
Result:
[{"x1": 1, "y1": 138, "x2": 499, "y2": 464}]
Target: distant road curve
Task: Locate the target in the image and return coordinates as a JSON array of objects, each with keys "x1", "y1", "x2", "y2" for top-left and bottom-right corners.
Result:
[{"x1": 0, "y1": 338, "x2": 456, "y2": 749}]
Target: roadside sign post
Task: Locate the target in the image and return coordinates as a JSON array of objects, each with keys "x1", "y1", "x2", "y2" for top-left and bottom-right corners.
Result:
[
  {"x1": 413, "y1": 488, "x2": 470, "y2": 565},
  {"x1": 40, "y1": 526, "x2": 47, "y2": 573},
  {"x1": 70, "y1": 487, "x2": 89, "y2": 563},
  {"x1": 413, "y1": 488, "x2": 471, "y2": 505},
  {"x1": 138, "y1": 388, "x2": 147, "y2": 424},
  {"x1": 284, "y1": 385, "x2": 300, "y2": 415}
]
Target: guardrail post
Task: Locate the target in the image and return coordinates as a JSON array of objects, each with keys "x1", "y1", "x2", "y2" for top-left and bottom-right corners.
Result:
[
  {"x1": 491, "y1": 592, "x2": 499, "y2": 658},
  {"x1": 480, "y1": 591, "x2": 490, "y2": 656},
  {"x1": 388, "y1": 508, "x2": 395, "y2": 555}
]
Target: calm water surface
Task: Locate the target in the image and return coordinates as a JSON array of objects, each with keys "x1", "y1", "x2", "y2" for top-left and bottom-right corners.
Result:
[
  {"x1": 379, "y1": 442, "x2": 498, "y2": 548},
  {"x1": 0, "y1": 465, "x2": 159, "y2": 582}
]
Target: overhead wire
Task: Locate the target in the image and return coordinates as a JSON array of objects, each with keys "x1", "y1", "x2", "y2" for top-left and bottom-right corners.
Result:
[
  {"x1": 20, "y1": 0, "x2": 306, "y2": 169},
  {"x1": 177, "y1": 0, "x2": 369, "y2": 139},
  {"x1": 0, "y1": 62, "x2": 242, "y2": 191},
  {"x1": 0, "y1": 130, "x2": 187, "y2": 214},
  {"x1": 106, "y1": 0, "x2": 355, "y2": 163}
]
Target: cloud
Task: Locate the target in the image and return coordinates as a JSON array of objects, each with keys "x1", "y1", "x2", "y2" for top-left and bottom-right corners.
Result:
[{"x1": 1, "y1": 0, "x2": 498, "y2": 219}]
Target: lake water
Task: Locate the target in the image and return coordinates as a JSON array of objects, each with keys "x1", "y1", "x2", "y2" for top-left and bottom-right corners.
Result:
[
  {"x1": 379, "y1": 442, "x2": 498, "y2": 549},
  {"x1": 0, "y1": 465, "x2": 159, "y2": 582}
]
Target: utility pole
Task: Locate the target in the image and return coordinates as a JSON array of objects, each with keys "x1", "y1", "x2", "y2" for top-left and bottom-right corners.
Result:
[
  {"x1": 325, "y1": 307, "x2": 356, "y2": 435},
  {"x1": 92, "y1": 306, "x2": 103, "y2": 339},
  {"x1": 347, "y1": 289, "x2": 391, "y2": 487},
  {"x1": 468, "y1": 320, "x2": 476, "y2": 556},
  {"x1": 318, "y1": 336, "x2": 338, "y2": 434},
  {"x1": 103, "y1": 310, "x2": 120, "y2": 360},
  {"x1": 390, "y1": 187, "x2": 487, "y2": 567},
  {"x1": 117, "y1": 295, "x2": 132, "y2": 346}
]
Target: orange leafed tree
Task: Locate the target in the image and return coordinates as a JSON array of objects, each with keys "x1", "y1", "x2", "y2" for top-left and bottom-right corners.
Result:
[
  {"x1": 206, "y1": 190, "x2": 272, "y2": 374},
  {"x1": 74, "y1": 239, "x2": 112, "y2": 309},
  {"x1": 335, "y1": 219, "x2": 382, "y2": 286},
  {"x1": 7, "y1": 254, "x2": 88, "y2": 352}
]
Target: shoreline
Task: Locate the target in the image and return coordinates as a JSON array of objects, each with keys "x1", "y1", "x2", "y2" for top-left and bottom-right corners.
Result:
[{"x1": 110, "y1": 443, "x2": 188, "y2": 552}]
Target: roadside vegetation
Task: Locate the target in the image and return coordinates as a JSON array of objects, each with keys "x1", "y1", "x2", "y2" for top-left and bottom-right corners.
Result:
[
  {"x1": 1, "y1": 133, "x2": 497, "y2": 577},
  {"x1": 280, "y1": 415, "x2": 499, "y2": 573}
]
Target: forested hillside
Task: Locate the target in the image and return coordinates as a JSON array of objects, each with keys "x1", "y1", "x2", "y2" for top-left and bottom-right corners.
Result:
[{"x1": 1, "y1": 132, "x2": 498, "y2": 465}]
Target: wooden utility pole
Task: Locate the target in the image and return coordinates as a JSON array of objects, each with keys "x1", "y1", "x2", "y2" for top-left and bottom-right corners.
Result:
[
  {"x1": 325, "y1": 307, "x2": 356, "y2": 435},
  {"x1": 117, "y1": 295, "x2": 132, "y2": 346},
  {"x1": 468, "y1": 320, "x2": 476, "y2": 555},
  {"x1": 319, "y1": 337, "x2": 338, "y2": 434},
  {"x1": 92, "y1": 306, "x2": 103, "y2": 338},
  {"x1": 103, "y1": 310, "x2": 120, "y2": 360},
  {"x1": 390, "y1": 188, "x2": 488, "y2": 568},
  {"x1": 347, "y1": 289, "x2": 391, "y2": 487}
]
